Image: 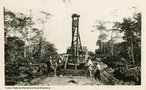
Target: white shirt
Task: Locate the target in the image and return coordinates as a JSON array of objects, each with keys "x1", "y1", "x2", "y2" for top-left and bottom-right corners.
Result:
[
  {"x1": 86, "y1": 59, "x2": 93, "y2": 70},
  {"x1": 96, "y1": 63, "x2": 101, "y2": 70}
]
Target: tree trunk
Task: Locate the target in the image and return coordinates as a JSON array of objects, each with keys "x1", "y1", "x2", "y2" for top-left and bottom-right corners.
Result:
[
  {"x1": 39, "y1": 37, "x2": 43, "y2": 58},
  {"x1": 110, "y1": 31, "x2": 114, "y2": 57},
  {"x1": 127, "y1": 39, "x2": 135, "y2": 64},
  {"x1": 24, "y1": 48, "x2": 26, "y2": 58},
  {"x1": 131, "y1": 41, "x2": 135, "y2": 64}
]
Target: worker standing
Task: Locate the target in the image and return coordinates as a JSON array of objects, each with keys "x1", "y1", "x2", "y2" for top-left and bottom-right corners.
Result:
[
  {"x1": 86, "y1": 57, "x2": 93, "y2": 77},
  {"x1": 95, "y1": 61, "x2": 101, "y2": 81},
  {"x1": 53, "y1": 60, "x2": 58, "y2": 76},
  {"x1": 46, "y1": 57, "x2": 53, "y2": 74}
]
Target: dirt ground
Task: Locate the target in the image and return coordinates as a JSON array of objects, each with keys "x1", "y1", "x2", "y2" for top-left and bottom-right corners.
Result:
[
  {"x1": 16, "y1": 75, "x2": 100, "y2": 86},
  {"x1": 35, "y1": 76, "x2": 100, "y2": 86}
]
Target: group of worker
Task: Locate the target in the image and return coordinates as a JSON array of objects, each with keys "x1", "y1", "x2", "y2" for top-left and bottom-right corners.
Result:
[
  {"x1": 46, "y1": 57, "x2": 62, "y2": 76},
  {"x1": 46, "y1": 56, "x2": 101, "y2": 82},
  {"x1": 86, "y1": 56, "x2": 101, "y2": 82}
]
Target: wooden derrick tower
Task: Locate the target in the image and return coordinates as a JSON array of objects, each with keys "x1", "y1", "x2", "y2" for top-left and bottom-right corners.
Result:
[{"x1": 70, "y1": 14, "x2": 83, "y2": 70}]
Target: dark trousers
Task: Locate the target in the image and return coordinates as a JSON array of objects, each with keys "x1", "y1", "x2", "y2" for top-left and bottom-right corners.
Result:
[{"x1": 95, "y1": 70, "x2": 100, "y2": 81}]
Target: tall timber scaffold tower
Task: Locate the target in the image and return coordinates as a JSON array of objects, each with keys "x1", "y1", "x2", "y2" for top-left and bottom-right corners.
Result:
[{"x1": 70, "y1": 14, "x2": 83, "y2": 70}]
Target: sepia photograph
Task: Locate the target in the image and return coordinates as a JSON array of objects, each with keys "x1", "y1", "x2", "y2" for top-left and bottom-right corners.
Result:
[{"x1": 3, "y1": 0, "x2": 143, "y2": 87}]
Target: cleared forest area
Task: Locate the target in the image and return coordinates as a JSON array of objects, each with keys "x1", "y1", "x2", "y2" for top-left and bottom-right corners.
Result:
[{"x1": 4, "y1": 7, "x2": 141, "y2": 86}]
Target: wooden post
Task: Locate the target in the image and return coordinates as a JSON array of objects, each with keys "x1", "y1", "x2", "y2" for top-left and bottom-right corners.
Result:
[{"x1": 64, "y1": 55, "x2": 68, "y2": 69}]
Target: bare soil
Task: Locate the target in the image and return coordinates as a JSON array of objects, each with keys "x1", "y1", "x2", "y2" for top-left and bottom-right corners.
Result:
[
  {"x1": 16, "y1": 75, "x2": 100, "y2": 86},
  {"x1": 35, "y1": 76, "x2": 100, "y2": 86}
]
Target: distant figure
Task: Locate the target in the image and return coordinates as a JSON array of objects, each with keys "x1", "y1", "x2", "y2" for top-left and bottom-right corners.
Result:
[
  {"x1": 46, "y1": 57, "x2": 53, "y2": 73},
  {"x1": 57, "y1": 59, "x2": 62, "y2": 76},
  {"x1": 94, "y1": 61, "x2": 101, "y2": 81},
  {"x1": 86, "y1": 57, "x2": 93, "y2": 77},
  {"x1": 58, "y1": 59, "x2": 62, "y2": 69},
  {"x1": 53, "y1": 60, "x2": 58, "y2": 76}
]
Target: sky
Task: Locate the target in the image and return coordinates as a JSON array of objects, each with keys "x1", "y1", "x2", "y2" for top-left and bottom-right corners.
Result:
[{"x1": 4, "y1": 0, "x2": 142, "y2": 53}]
